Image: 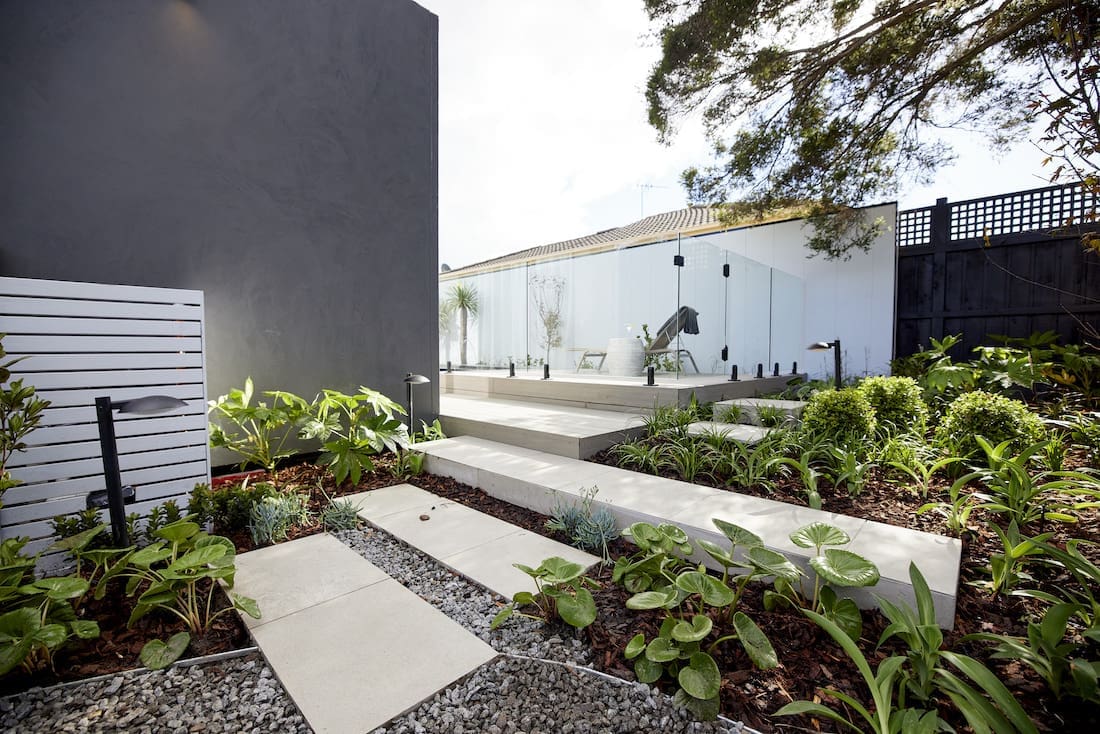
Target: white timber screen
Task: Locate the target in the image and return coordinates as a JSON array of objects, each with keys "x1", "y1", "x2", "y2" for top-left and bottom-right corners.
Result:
[{"x1": 0, "y1": 277, "x2": 209, "y2": 560}]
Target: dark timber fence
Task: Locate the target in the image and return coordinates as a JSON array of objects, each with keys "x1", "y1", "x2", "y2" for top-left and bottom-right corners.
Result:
[{"x1": 895, "y1": 182, "x2": 1100, "y2": 359}]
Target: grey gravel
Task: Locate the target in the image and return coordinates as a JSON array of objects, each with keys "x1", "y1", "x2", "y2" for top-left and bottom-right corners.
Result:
[
  {"x1": 1, "y1": 525, "x2": 750, "y2": 733},
  {"x1": 374, "y1": 656, "x2": 744, "y2": 734},
  {"x1": 0, "y1": 653, "x2": 308, "y2": 734}
]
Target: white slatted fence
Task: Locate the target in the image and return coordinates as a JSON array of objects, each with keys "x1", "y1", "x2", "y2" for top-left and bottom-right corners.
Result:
[{"x1": 0, "y1": 277, "x2": 209, "y2": 564}]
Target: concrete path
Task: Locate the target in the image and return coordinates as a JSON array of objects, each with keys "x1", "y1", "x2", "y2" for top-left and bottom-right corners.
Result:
[
  {"x1": 231, "y1": 534, "x2": 496, "y2": 734},
  {"x1": 343, "y1": 483, "x2": 601, "y2": 598},
  {"x1": 416, "y1": 435, "x2": 963, "y2": 629}
]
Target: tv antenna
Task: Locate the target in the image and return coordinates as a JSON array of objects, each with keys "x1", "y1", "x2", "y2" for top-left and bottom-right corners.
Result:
[{"x1": 637, "y1": 183, "x2": 670, "y2": 218}]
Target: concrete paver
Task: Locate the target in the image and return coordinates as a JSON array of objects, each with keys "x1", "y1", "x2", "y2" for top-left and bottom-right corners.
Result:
[
  {"x1": 354, "y1": 483, "x2": 601, "y2": 598},
  {"x1": 250, "y1": 579, "x2": 495, "y2": 734},
  {"x1": 232, "y1": 533, "x2": 496, "y2": 734}
]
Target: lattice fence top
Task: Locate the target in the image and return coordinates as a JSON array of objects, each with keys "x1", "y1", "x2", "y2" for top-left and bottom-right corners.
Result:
[
  {"x1": 897, "y1": 182, "x2": 1097, "y2": 247},
  {"x1": 897, "y1": 207, "x2": 933, "y2": 248}
]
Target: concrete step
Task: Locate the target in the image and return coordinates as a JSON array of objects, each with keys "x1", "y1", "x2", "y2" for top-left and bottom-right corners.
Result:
[
  {"x1": 713, "y1": 397, "x2": 806, "y2": 427},
  {"x1": 686, "y1": 421, "x2": 772, "y2": 444},
  {"x1": 416, "y1": 436, "x2": 962, "y2": 629},
  {"x1": 438, "y1": 394, "x2": 646, "y2": 459}
]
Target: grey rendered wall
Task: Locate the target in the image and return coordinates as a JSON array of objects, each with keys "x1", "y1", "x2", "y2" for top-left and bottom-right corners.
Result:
[{"x1": 0, "y1": 0, "x2": 439, "y2": 460}]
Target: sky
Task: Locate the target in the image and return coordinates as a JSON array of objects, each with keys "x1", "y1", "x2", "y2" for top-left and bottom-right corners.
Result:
[{"x1": 418, "y1": 1, "x2": 1049, "y2": 271}]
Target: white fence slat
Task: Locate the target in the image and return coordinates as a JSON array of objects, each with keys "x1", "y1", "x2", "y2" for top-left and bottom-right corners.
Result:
[
  {"x1": 1, "y1": 518, "x2": 57, "y2": 542},
  {"x1": 1, "y1": 496, "x2": 86, "y2": 525},
  {"x1": 2, "y1": 335, "x2": 203, "y2": 353},
  {"x1": 7, "y1": 352, "x2": 205, "y2": 372},
  {"x1": 10, "y1": 445, "x2": 207, "y2": 485},
  {"x1": 28, "y1": 414, "x2": 208, "y2": 447},
  {"x1": 135, "y1": 477, "x2": 204, "y2": 503},
  {"x1": 36, "y1": 400, "x2": 205, "y2": 428},
  {"x1": 10, "y1": 430, "x2": 208, "y2": 468},
  {"x1": 0, "y1": 296, "x2": 203, "y2": 321},
  {"x1": 2, "y1": 461, "x2": 208, "y2": 506},
  {"x1": 15, "y1": 368, "x2": 203, "y2": 391},
  {"x1": 32, "y1": 384, "x2": 203, "y2": 409},
  {"x1": 1, "y1": 316, "x2": 201, "y2": 337},
  {"x1": 0, "y1": 277, "x2": 202, "y2": 305}
]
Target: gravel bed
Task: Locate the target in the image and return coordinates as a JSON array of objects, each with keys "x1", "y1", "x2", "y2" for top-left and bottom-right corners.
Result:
[
  {"x1": 333, "y1": 527, "x2": 592, "y2": 666},
  {"x1": 3, "y1": 525, "x2": 749, "y2": 733},
  {"x1": 374, "y1": 656, "x2": 744, "y2": 734},
  {"x1": 0, "y1": 653, "x2": 307, "y2": 734}
]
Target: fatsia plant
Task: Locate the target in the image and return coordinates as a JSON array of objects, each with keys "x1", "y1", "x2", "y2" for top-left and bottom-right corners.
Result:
[
  {"x1": 300, "y1": 387, "x2": 407, "y2": 486},
  {"x1": 490, "y1": 556, "x2": 598, "y2": 631},
  {"x1": 207, "y1": 377, "x2": 310, "y2": 474}
]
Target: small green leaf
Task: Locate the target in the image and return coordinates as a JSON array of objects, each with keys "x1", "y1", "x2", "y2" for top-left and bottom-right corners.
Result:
[
  {"x1": 673, "y1": 687, "x2": 720, "y2": 721},
  {"x1": 47, "y1": 524, "x2": 108, "y2": 554},
  {"x1": 153, "y1": 521, "x2": 201, "y2": 544},
  {"x1": 512, "y1": 591, "x2": 537, "y2": 606},
  {"x1": 490, "y1": 605, "x2": 514, "y2": 630},
  {"x1": 823, "y1": 596, "x2": 863, "y2": 642},
  {"x1": 232, "y1": 594, "x2": 261, "y2": 620},
  {"x1": 33, "y1": 576, "x2": 89, "y2": 601},
  {"x1": 678, "y1": 651, "x2": 721, "y2": 699},
  {"x1": 672, "y1": 615, "x2": 713, "y2": 643},
  {"x1": 140, "y1": 632, "x2": 190, "y2": 670},
  {"x1": 626, "y1": 589, "x2": 677, "y2": 610},
  {"x1": 634, "y1": 656, "x2": 663, "y2": 683},
  {"x1": 68, "y1": 620, "x2": 100, "y2": 640},
  {"x1": 747, "y1": 546, "x2": 801, "y2": 581},
  {"x1": 538, "y1": 557, "x2": 585, "y2": 585},
  {"x1": 811, "y1": 549, "x2": 880, "y2": 587},
  {"x1": 624, "y1": 633, "x2": 646, "y2": 659},
  {"x1": 790, "y1": 522, "x2": 850, "y2": 549},
  {"x1": 711, "y1": 519, "x2": 762, "y2": 548},
  {"x1": 732, "y1": 611, "x2": 778, "y2": 669},
  {"x1": 645, "y1": 637, "x2": 681, "y2": 663},
  {"x1": 555, "y1": 587, "x2": 597, "y2": 629}
]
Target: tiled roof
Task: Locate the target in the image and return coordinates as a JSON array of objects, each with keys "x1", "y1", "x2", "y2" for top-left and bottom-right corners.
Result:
[{"x1": 443, "y1": 205, "x2": 725, "y2": 277}]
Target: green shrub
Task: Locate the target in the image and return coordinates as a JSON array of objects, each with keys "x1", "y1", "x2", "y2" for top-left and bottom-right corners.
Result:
[
  {"x1": 858, "y1": 376, "x2": 928, "y2": 433},
  {"x1": 189, "y1": 480, "x2": 278, "y2": 532},
  {"x1": 800, "y1": 389, "x2": 877, "y2": 444},
  {"x1": 934, "y1": 391, "x2": 1045, "y2": 461}
]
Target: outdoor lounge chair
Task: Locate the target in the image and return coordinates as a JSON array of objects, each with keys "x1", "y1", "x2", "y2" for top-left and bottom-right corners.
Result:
[
  {"x1": 645, "y1": 306, "x2": 700, "y2": 372},
  {"x1": 572, "y1": 306, "x2": 701, "y2": 373}
]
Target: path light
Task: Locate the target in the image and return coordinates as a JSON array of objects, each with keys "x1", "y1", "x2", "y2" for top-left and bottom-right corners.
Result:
[
  {"x1": 404, "y1": 373, "x2": 430, "y2": 439},
  {"x1": 808, "y1": 339, "x2": 843, "y2": 390},
  {"x1": 94, "y1": 395, "x2": 187, "y2": 547}
]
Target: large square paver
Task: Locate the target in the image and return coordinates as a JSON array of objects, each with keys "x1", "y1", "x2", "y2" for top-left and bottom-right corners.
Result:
[
  {"x1": 341, "y1": 483, "x2": 439, "y2": 520},
  {"x1": 360, "y1": 494, "x2": 518, "y2": 558},
  {"x1": 251, "y1": 579, "x2": 496, "y2": 734},
  {"x1": 442, "y1": 529, "x2": 601, "y2": 598},
  {"x1": 232, "y1": 534, "x2": 388, "y2": 628}
]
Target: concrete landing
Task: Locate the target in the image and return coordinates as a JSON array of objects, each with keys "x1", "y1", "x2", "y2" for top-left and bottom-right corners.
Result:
[
  {"x1": 232, "y1": 534, "x2": 496, "y2": 733},
  {"x1": 439, "y1": 394, "x2": 646, "y2": 459},
  {"x1": 416, "y1": 436, "x2": 963, "y2": 629},
  {"x1": 441, "y1": 369, "x2": 804, "y2": 413},
  {"x1": 713, "y1": 398, "x2": 806, "y2": 427},
  {"x1": 344, "y1": 483, "x2": 601, "y2": 598}
]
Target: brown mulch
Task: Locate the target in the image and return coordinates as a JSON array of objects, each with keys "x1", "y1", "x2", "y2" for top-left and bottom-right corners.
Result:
[{"x1": 10, "y1": 450, "x2": 1098, "y2": 731}]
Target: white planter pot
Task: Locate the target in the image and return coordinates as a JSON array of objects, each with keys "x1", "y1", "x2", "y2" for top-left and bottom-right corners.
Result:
[{"x1": 606, "y1": 337, "x2": 644, "y2": 377}]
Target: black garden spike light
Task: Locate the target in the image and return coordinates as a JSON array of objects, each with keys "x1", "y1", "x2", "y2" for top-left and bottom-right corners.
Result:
[
  {"x1": 94, "y1": 394, "x2": 188, "y2": 547},
  {"x1": 807, "y1": 339, "x2": 843, "y2": 391},
  {"x1": 404, "y1": 373, "x2": 431, "y2": 440}
]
